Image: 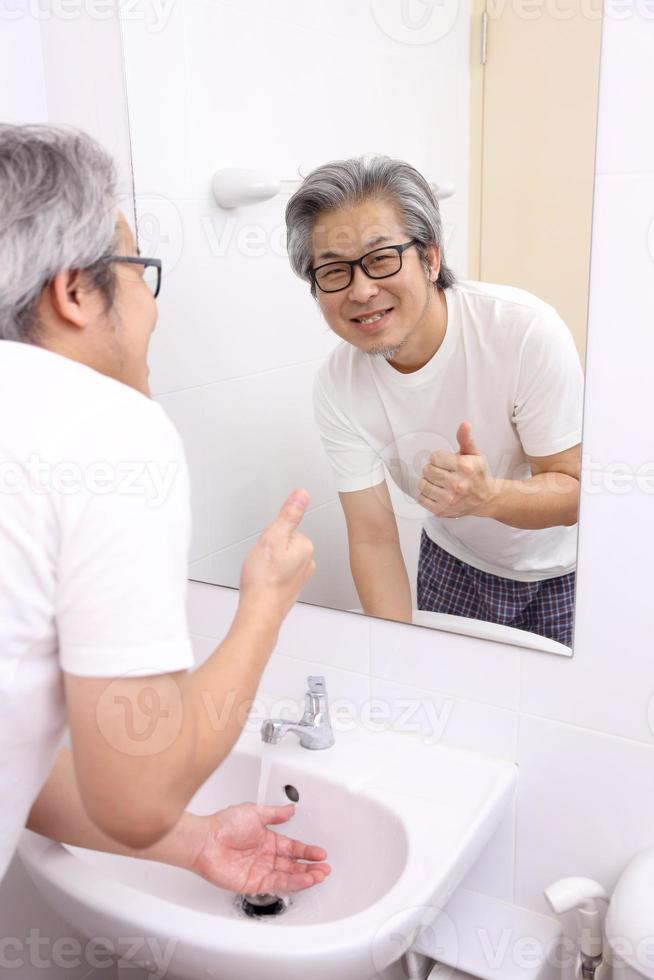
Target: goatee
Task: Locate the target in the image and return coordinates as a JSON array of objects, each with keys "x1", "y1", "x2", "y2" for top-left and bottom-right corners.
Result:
[{"x1": 367, "y1": 336, "x2": 409, "y2": 361}]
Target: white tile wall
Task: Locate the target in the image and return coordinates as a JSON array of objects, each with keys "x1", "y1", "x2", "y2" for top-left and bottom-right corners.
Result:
[
  {"x1": 371, "y1": 617, "x2": 521, "y2": 710},
  {"x1": 39, "y1": 13, "x2": 133, "y2": 197},
  {"x1": 520, "y1": 475, "x2": 654, "y2": 743},
  {"x1": 594, "y1": 12, "x2": 654, "y2": 176},
  {"x1": 145, "y1": 196, "x2": 337, "y2": 395},
  {"x1": 369, "y1": 676, "x2": 519, "y2": 761},
  {"x1": 580, "y1": 174, "x2": 654, "y2": 469},
  {"x1": 0, "y1": 15, "x2": 47, "y2": 123},
  {"x1": 159, "y1": 359, "x2": 337, "y2": 561},
  {"x1": 190, "y1": 498, "x2": 360, "y2": 610},
  {"x1": 514, "y1": 716, "x2": 654, "y2": 914}
]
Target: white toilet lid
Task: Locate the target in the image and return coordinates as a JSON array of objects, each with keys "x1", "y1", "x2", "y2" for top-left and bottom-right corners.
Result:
[{"x1": 606, "y1": 848, "x2": 654, "y2": 980}]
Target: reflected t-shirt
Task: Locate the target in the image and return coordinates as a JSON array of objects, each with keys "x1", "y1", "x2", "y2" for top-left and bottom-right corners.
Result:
[
  {"x1": 0, "y1": 341, "x2": 194, "y2": 881},
  {"x1": 314, "y1": 281, "x2": 584, "y2": 582}
]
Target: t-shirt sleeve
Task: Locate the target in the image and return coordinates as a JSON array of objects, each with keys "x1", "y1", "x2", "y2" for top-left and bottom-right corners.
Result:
[
  {"x1": 512, "y1": 309, "x2": 584, "y2": 458},
  {"x1": 313, "y1": 373, "x2": 385, "y2": 493},
  {"x1": 55, "y1": 398, "x2": 195, "y2": 678}
]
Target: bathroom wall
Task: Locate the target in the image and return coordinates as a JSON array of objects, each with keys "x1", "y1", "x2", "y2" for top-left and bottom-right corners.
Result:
[
  {"x1": 2, "y1": 4, "x2": 654, "y2": 980},
  {"x1": 119, "y1": 0, "x2": 472, "y2": 610},
  {"x1": 0, "y1": 12, "x2": 47, "y2": 123}
]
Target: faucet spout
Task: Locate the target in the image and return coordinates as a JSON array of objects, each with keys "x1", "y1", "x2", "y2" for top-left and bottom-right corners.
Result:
[{"x1": 260, "y1": 676, "x2": 335, "y2": 750}]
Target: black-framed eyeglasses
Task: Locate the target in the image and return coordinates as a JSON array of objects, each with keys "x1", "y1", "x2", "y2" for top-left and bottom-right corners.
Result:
[
  {"x1": 105, "y1": 255, "x2": 162, "y2": 298},
  {"x1": 310, "y1": 239, "x2": 419, "y2": 294}
]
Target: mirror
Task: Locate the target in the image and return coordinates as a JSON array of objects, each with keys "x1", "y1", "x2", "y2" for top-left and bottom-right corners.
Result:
[{"x1": 120, "y1": 0, "x2": 602, "y2": 655}]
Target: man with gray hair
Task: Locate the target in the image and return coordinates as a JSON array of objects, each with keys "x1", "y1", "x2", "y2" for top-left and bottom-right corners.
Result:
[
  {"x1": 286, "y1": 156, "x2": 583, "y2": 645},
  {"x1": 0, "y1": 125, "x2": 331, "y2": 891}
]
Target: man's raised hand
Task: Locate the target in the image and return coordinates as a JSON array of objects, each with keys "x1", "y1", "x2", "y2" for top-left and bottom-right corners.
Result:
[
  {"x1": 417, "y1": 423, "x2": 498, "y2": 519},
  {"x1": 239, "y1": 489, "x2": 316, "y2": 621}
]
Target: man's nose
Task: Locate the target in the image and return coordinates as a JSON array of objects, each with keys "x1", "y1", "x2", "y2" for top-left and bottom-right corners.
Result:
[{"x1": 347, "y1": 265, "x2": 379, "y2": 304}]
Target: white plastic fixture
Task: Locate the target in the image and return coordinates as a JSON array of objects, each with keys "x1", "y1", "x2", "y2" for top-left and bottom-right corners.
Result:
[
  {"x1": 211, "y1": 167, "x2": 281, "y2": 208},
  {"x1": 211, "y1": 167, "x2": 456, "y2": 208},
  {"x1": 606, "y1": 848, "x2": 654, "y2": 980},
  {"x1": 545, "y1": 876, "x2": 609, "y2": 962}
]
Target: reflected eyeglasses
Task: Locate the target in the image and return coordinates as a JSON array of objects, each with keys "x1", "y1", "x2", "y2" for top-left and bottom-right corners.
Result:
[
  {"x1": 310, "y1": 240, "x2": 419, "y2": 294},
  {"x1": 105, "y1": 255, "x2": 163, "y2": 299}
]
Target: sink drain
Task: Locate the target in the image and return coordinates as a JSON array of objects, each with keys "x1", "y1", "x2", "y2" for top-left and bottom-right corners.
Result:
[{"x1": 237, "y1": 893, "x2": 289, "y2": 919}]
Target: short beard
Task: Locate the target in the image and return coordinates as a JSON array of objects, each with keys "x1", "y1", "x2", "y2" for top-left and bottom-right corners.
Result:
[{"x1": 367, "y1": 335, "x2": 409, "y2": 361}]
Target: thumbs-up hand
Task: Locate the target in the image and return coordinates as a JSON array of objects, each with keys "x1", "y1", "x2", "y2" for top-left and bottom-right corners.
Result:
[
  {"x1": 416, "y1": 423, "x2": 498, "y2": 519},
  {"x1": 239, "y1": 489, "x2": 316, "y2": 622}
]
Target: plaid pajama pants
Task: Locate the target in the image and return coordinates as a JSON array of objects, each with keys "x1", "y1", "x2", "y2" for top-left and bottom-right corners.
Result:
[{"x1": 417, "y1": 530, "x2": 575, "y2": 646}]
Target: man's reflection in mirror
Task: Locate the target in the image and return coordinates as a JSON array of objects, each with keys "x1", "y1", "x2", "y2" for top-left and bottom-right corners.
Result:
[{"x1": 286, "y1": 157, "x2": 583, "y2": 646}]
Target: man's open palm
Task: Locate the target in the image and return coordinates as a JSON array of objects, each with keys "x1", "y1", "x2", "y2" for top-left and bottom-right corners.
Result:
[{"x1": 191, "y1": 802, "x2": 331, "y2": 895}]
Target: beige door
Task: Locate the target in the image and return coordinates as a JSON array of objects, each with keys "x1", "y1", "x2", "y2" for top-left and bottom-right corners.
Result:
[{"x1": 469, "y1": 1, "x2": 603, "y2": 358}]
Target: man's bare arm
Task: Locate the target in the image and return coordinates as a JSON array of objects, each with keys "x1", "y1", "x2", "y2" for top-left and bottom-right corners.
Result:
[
  {"x1": 418, "y1": 423, "x2": 581, "y2": 530},
  {"x1": 27, "y1": 747, "x2": 331, "y2": 894},
  {"x1": 64, "y1": 492, "x2": 315, "y2": 850},
  {"x1": 27, "y1": 747, "x2": 198, "y2": 867},
  {"x1": 340, "y1": 482, "x2": 413, "y2": 623},
  {"x1": 485, "y1": 445, "x2": 581, "y2": 529}
]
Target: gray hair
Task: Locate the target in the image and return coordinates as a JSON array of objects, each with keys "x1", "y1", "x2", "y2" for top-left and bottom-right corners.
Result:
[
  {"x1": 0, "y1": 124, "x2": 119, "y2": 343},
  {"x1": 285, "y1": 155, "x2": 456, "y2": 295}
]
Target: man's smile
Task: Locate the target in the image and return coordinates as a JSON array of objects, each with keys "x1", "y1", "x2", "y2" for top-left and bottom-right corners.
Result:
[{"x1": 350, "y1": 307, "x2": 394, "y2": 332}]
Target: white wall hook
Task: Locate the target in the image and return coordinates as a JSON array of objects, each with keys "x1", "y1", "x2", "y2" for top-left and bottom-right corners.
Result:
[
  {"x1": 211, "y1": 168, "x2": 281, "y2": 209},
  {"x1": 431, "y1": 180, "x2": 455, "y2": 200},
  {"x1": 212, "y1": 168, "x2": 455, "y2": 207}
]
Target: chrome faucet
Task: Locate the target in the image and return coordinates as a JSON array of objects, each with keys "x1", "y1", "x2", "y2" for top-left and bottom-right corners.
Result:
[{"x1": 260, "y1": 676, "x2": 335, "y2": 750}]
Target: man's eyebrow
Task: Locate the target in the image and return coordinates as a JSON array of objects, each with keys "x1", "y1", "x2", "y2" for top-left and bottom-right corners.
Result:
[{"x1": 315, "y1": 235, "x2": 392, "y2": 261}]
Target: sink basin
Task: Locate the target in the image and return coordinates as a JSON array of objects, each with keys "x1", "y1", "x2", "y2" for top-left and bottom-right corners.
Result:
[
  {"x1": 350, "y1": 608, "x2": 571, "y2": 656},
  {"x1": 19, "y1": 722, "x2": 516, "y2": 980}
]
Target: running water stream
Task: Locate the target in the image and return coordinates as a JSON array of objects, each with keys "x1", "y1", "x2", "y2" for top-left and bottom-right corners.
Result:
[{"x1": 256, "y1": 742, "x2": 275, "y2": 806}]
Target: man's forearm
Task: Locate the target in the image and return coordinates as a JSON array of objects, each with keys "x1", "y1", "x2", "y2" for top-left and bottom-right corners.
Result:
[
  {"x1": 484, "y1": 473, "x2": 580, "y2": 529},
  {"x1": 27, "y1": 747, "x2": 201, "y2": 868},
  {"x1": 350, "y1": 539, "x2": 413, "y2": 623},
  {"x1": 66, "y1": 599, "x2": 283, "y2": 847}
]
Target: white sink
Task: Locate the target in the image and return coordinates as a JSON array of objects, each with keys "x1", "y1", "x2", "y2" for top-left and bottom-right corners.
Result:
[{"x1": 19, "y1": 723, "x2": 516, "y2": 980}]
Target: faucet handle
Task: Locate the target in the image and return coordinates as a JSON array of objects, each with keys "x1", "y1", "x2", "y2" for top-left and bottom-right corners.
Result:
[{"x1": 307, "y1": 675, "x2": 327, "y2": 694}]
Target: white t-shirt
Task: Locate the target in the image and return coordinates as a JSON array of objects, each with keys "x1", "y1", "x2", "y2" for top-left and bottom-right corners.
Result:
[
  {"x1": 0, "y1": 341, "x2": 194, "y2": 881},
  {"x1": 314, "y1": 281, "x2": 584, "y2": 582}
]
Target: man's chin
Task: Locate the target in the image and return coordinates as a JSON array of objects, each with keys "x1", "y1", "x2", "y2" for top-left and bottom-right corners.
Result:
[{"x1": 365, "y1": 334, "x2": 409, "y2": 360}]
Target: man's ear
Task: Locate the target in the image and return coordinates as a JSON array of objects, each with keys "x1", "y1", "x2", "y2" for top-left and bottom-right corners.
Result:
[
  {"x1": 48, "y1": 269, "x2": 88, "y2": 329},
  {"x1": 425, "y1": 244, "x2": 441, "y2": 283}
]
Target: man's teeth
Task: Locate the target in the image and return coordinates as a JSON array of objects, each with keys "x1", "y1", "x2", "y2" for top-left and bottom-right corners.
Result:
[{"x1": 356, "y1": 310, "x2": 388, "y2": 324}]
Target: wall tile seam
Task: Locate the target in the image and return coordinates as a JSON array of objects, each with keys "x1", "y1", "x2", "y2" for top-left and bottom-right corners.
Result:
[
  {"x1": 267, "y1": 648, "x2": 372, "y2": 681},
  {"x1": 515, "y1": 709, "x2": 654, "y2": 750},
  {"x1": 593, "y1": 170, "x2": 654, "y2": 180},
  {"x1": 368, "y1": 673, "x2": 522, "y2": 717},
  {"x1": 187, "y1": 501, "x2": 344, "y2": 564},
  {"x1": 189, "y1": 633, "x2": 372, "y2": 679},
  {"x1": 154, "y1": 355, "x2": 331, "y2": 399},
  {"x1": 190, "y1": 609, "x2": 651, "y2": 747},
  {"x1": 186, "y1": 641, "x2": 520, "y2": 750},
  {"x1": 182, "y1": 3, "x2": 464, "y2": 62},
  {"x1": 188, "y1": 588, "x2": 555, "y2": 683},
  {"x1": 511, "y1": 714, "x2": 523, "y2": 904}
]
